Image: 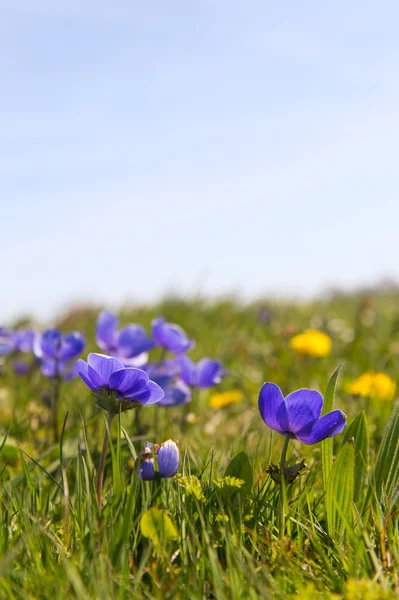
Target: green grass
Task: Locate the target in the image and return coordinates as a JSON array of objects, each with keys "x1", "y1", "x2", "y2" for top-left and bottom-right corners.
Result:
[{"x1": 1, "y1": 293, "x2": 399, "y2": 599}]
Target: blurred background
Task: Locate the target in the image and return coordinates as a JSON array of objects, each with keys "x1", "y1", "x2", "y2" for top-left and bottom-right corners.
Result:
[{"x1": 2, "y1": 1, "x2": 398, "y2": 322}]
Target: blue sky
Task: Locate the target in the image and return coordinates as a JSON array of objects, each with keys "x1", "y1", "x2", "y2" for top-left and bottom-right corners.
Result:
[{"x1": 2, "y1": 1, "x2": 399, "y2": 322}]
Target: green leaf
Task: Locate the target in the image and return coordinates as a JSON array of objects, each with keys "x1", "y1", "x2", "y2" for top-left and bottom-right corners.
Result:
[
  {"x1": 325, "y1": 441, "x2": 355, "y2": 538},
  {"x1": 367, "y1": 401, "x2": 399, "y2": 510},
  {"x1": 140, "y1": 508, "x2": 178, "y2": 545},
  {"x1": 342, "y1": 411, "x2": 368, "y2": 503},
  {"x1": 224, "y1": 451, "x2": 253, "y2": 497},
  {"x1": 321, "y1": 364, "x2": 343, "y2": 492}
]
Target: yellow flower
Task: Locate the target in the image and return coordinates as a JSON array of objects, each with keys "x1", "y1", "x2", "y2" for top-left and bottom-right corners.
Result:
[
  {"x1": 209, "y1": 389, "x2": 243, "y2": 409},
  {"x1": 289, "y1": 329, "x2": 332, "y2": 358},
  {"x1": 347, "y1": 372, "x2": 396, "y2": 401}
]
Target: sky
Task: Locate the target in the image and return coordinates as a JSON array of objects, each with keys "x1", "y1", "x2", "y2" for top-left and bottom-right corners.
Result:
[{"x1": 1, "y1": 1, "x2": 399, "y2": 322}]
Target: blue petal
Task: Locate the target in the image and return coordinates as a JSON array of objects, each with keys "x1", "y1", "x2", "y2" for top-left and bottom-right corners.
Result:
[
  {"x1": 151, "y1": 317, "x2": 194, "y2": 354},
  {"x1": 284, "y1": 389, "x2": 323, "y2": 434},
  {"x1": 158, "y1": 380, "x2": 192, "y2": 407},
  {"x1": 197, "y1": 358, "x2": 225, "y2": 388},
  {"x1": 59, "y1": 332, "x2": 85, "y2": 360},
  {"x1": 11, "y1": 329, "x2": 36, "y2": 353},
  {"x1": 0, "y1": 340, "x2": 13, "y2": 356},
  {"x1": 87, "y1": 353, "x2": 124, "y2": 385},
  {"x1": 108, "y1": 367, "x2": 149, "y2": 394},
  {"x1": 126, "y1": 380, "x2": 164, "y2": 404},
  {"x1": 40, "y1": 330, "x2": 62, "y2": 358},
  {"x1": 76, "y1": 359, "x2": 103, "y2": 390},
  {"x1": 117, "y1": 325, "x2": 155, "y2": 358},
  {"x1": 157, "y1": 440, "x2": 179, "y2": 478},
  {"x1": 258, "y1": 383, "x2": 288, "y2": 434},
  {"x1": 139, "y1": 458, "x2": 156, "y2": 480},
  {"x1": 295, "y1": 410, "x2": 347, "y2": 444},
  {"x1": 178, "y1": 355, "x2": 196, "y2": 386},
  {"x1": 96, "y1": 311, "x2": 118, "y2": 352}
]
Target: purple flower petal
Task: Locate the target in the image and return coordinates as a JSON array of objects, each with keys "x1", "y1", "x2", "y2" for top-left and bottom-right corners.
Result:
[
  {"x1": 157, "y1": 440, "x2": 179, "y2": 478},
  {"x1": 152, "y1": 317, "x2": 194, "y2": 354},
  {"x1": 258, "y1": 383, "x2": 288, "y2": 434},
  {"x1": 139, "y1": 458, "x2": 156, "y2": 480},
  {"x1": 40, "y1": 330, "x2": 62, "y2": 358},
  {"x1": 117, "y1": 325, "x2": 155, "y2": 358},
  {"x1": 59, "y1": 332, "x2": 85, "y2": 360},
  {"x1": 87, "y1": 353, "x2": 124, "y2": 385},
  {"x1": 108, "y1": 367, "x2": 149, "y2": 394},
  {"x1": 0, "y1": 340, "x2": 13, "y2": 356},
  {"x1": 12, "y1": 329, "x2": 36, "y2": 353},
  {"x1": 76, "y1": 359, "x2": 104, "y2": 390},
  {"x1": 158, "y1": 380, "x2": 191, "y2": 407},
  {"x1": 295, "y1": 410, "x2": 347, "y2": 444},
  {"x1": 96, "y1": 311, "x2": 118, "y2": 352},
  {"x1": 178, "y1": 355, "x2": 196, "y2": 386},
  {"x1": 126, "y1": 380, "x2": 164, "y2": 404},
  {"x1": 121, "y1": 352, "x2": 149, "y2": 368},
  {"x1": 197, "y1": 358, "x2": 224, "y2": 388},
  {"x1": 284, "y1": 389, "x2": 323, "y2": 434}
]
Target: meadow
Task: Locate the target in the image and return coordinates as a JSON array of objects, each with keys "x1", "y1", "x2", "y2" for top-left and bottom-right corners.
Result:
[{"x1": 1, "y1": 291, "x2": 399, "y2": 599}]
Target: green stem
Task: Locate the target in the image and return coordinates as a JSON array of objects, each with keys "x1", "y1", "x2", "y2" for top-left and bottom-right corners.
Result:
[
  {"x1": 96, "y1": 413, "x2": 114, "y2": 509},
  {"x1": 279, "y1": 434, "x2": 290, "y2": 538},
  {"x1": 52, "y1": 373, "x2": 61, "y2": 443}
]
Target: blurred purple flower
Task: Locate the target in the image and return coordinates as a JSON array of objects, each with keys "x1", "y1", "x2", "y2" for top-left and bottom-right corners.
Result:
[
  {"x1": 151, "y1": 317, "x2": 194, "y2": 354},
  {"x1": 143, "y1": 360, "x2": 191, "y2": 407},
  {"x1": 12, "y1": 360, "x2": 33, "y2": 375},
  {"x1": 34, "y1": 329, "x2": 85, "y2": 378},
  {"x1": 96, "y1": 311, "x2": 154, "y2": 366},
  {"x1": 11, "y1": 329, "x2": 36, "y2": 353},
  {"x1": 0, "y1": 328, "x2": 13, "y2": 357},
  {"x1": 178, "y1": 355, "x2": 226, "y2": 389},
  {"x1": 76, "y1": 353, "x2": 164, "y2": 413},
  {"x1": 138, "y1": 440, "x2": 179, "y2": 480},
  {"x1": 157, "y1": 379, "x2": 191, "y2": 407},
  {"x1": 258, "y1": 383, "x2": 346, "y2": 445}
]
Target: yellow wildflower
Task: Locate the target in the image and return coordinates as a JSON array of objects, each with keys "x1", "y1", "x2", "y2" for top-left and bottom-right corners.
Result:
[
  {"x1": 347, "y1": 372, "x2": 396, "y2": 401},
  {"x1": 289, "y1": 329, "x2": 332, "y2": 358},
  {"x1": 209, "y1": 389, "x2": 243, "y2": 409}
]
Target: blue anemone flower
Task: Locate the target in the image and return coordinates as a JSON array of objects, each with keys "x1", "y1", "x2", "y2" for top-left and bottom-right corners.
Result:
[
  {"x1": 76, "y1": 353, "x2": 164, "y2": 413},
  {"x1": 0, "y1": 328, "x2": 13, "y2": 357},
  {"x1": 11, "y1": 329, "x2": 36, "y2": 353},
  {"x1": 138, "y1": 440, "x2": 179, "y2": 480},
  {"x1": 143, "y1": 360, "x2": 191, "y2": 407},
  {"x1": 96, "y1": 311, "x2": 154, "y2": 366},
  {"x1": 151, "y1": 317, "x2": 194, "y2": 354},
  {"x1": 157, "y1": 379, "x2": 192, "y2": 407},
  {"x1": 178, "y1": 355, "x2": 226, "y2": 389},
  {"x1": 34, "y1": 329, "x2": 85, "y2": 379},
  {"x1": 258, "y1": 383, "x2": 346, "y2": 445}
]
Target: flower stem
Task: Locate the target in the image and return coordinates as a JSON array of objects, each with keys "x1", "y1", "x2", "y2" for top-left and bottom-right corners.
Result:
[
  {"x1": 51, "y1": 372, "x2": 61, "y2": 443},
  {"x1": 96, "y1": 412, "x2": 114, "y2": 509},
  {"x1": 279, "y1": 434, "x2": 290, "y2": 538}
]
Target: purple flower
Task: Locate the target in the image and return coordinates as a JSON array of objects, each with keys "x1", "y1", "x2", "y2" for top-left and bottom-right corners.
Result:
[
  {"x1": 34, "y1": 329, "x2": 85, "y2": 379},
  {"x1": 11, "y1": 329, "x2": 36, "y2": 353},
  {"x1": 157, "y1": 379, "x2": 191, "y2": 407},
  {"x1": 144, "y1": 358, "x2": 181, "y2": 380},
  {"x1": 151, "y1": 317, "x2": 194, "y2": 354},
  {"x1": 0, "y1": 328, "x2": 13, "y2": 357},
  {"x1": 178, "y1": 355, "x2": 226, "y2": 389},
  {"x1": 96, "y1": 311, "x2": 154, "y2": 365},
  {"x1": 138, "y1": 440, "x2": 179, "y2": 480},
  {"x1": 258, "y1": 383, "x2": 346, "y2": 445},
  {"x1": 12, "y1": 360, "x2": 32, "y2": 375},
  {"x1": 76, "y1": 353, "x2": 164, "y2": 413},
  {"x1": 143, "y1": 359, "x2": 191, "y2": 407}
]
